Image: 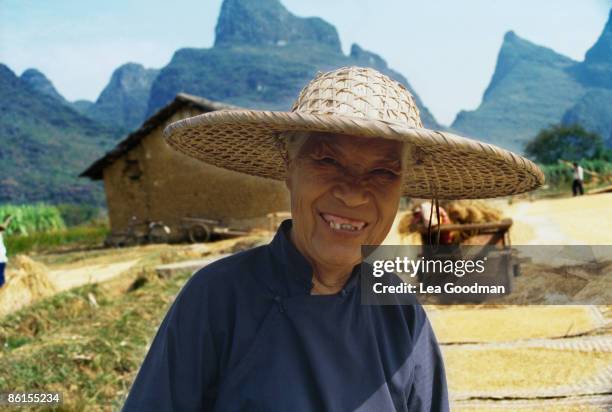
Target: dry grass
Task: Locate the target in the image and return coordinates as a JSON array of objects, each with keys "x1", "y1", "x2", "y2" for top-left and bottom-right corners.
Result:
[
  {"x1": 428, "y1": 306, "x2": 603, "y2": 343},
  {"x1": 0, "y1": 255, "x2": 56, "y2": 318},
  {"x1": 443, "y1": 346, "x2": 612, "y2": 394},
  {"x1": 446, "y1": 200, "x2": 503, "y2": 224},
  {"x1": 0, "y1": 266, "x2": 187, "y2": 411},
  {"x1": 0, "y1": 234, "x2": 273, "y2": 410},
  {"x1": 501, "y1": 261, "x2": 612, "y2": 305},
  {"x1": 455, "y1": 403, "x2": 605, "y2": 412}
]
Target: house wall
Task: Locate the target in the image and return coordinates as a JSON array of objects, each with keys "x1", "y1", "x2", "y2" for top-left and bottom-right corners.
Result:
[{"x1": 103, "y1": 108, "x2": 290, "y2": 239}]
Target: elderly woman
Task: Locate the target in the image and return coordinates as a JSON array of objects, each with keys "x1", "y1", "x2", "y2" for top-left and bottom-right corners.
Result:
[{"x1": 123, "y1": 67, "x2": 543, "y2": 411}]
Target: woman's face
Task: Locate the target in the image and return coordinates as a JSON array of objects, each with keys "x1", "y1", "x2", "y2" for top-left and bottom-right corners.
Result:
[{"x1": 286, "y1": 133, "x2": 403, "y2": 271}]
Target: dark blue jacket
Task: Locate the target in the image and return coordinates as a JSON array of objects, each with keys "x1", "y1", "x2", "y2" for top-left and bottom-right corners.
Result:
[{"x1": 123, "y1": 220, "x2": 448, "y2": 411}]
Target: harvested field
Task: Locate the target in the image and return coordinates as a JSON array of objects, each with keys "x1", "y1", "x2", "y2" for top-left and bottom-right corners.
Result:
[
  {"x1": 455, "y1": 397, "x2": 609, "y2": 411},
  {"x1": 428, "y1": 306, "x2": 604, "y2": 343},
  {"x1": 0, "y1": 270, "x2": 189, "y2": 410},
  {"x1": 0, "y1": 255, "x2": 56, "y2": 318},
  {"x1": 443, "y1": 346, "x2": 612, "y2": 397}
]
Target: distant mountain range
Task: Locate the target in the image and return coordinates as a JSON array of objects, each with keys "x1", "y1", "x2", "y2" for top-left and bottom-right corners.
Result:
[
  {"x1": 0, "y1": 64, "x2": 121, "y2": 205},
  {"x1": 145, "y1": 0, "x2": 440, "y2": 128},
  {"x1": 452, "y1": 9, "x2": 612, "y2": 153},
  {"x1": 1, "y1": 0, "x2": 611, "y2": 205},
  {"x1": 19, "y1": 63, "x2": 158, "y2": 133}
]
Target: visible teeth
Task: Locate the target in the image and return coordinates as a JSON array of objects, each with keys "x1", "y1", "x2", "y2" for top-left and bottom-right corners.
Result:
[
  {"x1": 322, "y1": 213, "x2": 366, "y2": 232},
  {"x1": 328, "y1": 220, "x2": 360, "y2": 231}
]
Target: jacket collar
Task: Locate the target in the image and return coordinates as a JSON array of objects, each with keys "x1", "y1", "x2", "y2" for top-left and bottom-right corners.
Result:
[{"x1": 268, "y1": 219, "x2": 360, "y2": 297}]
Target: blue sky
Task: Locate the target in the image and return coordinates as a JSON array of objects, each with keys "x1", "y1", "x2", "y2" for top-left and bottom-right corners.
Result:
[{"x1": 1, "y1": 0, "x2": 610, "y2": 125}]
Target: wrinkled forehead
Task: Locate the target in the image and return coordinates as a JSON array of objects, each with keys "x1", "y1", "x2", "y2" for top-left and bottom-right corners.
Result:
[{"x1": 298, "y1": 133, "x2": 403, "y2": 165}]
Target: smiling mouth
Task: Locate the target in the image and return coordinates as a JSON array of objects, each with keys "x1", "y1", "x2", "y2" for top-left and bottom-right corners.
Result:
[{"x1": 320, "y1": 213, "x2": 367, "y2": 232}]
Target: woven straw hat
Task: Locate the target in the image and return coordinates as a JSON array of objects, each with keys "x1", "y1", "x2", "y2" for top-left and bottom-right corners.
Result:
[{"x1": 164, "y1": 66, "x2": 544, "y2": 199}]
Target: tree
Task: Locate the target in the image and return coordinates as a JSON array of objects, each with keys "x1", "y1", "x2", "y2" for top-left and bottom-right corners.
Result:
[{"x1": 525, "y1": 124, "x2": 606, "y2": 164}]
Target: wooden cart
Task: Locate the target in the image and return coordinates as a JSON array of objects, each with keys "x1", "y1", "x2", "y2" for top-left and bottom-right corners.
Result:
[
  {"x1": 416, "y1": 219, "x2": 520, "y2": 302},
  {"x1": 180, "y1": 217, "x2": 249, "y2": 243}
]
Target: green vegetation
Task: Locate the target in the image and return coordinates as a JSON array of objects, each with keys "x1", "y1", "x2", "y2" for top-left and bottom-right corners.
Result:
[
  {"x1": 1, "y1": 203, "x2": 109, "y2": 256},
  {"x1": 522, "y1": 124, "x2": 612, "y2": 195},
  {"x1": 0, "y1": 269, "x2": 189, "y2": 410},
  {"x1": 0, "y1": 64, "x2": 121, "y2": 206},
  {"x1": 56, "y1": 204, "x2": 105, "y2": 227},
  {"x1": 539, "y1": 159, "x2": 612, "y2": 189},
  {"x1": 85, "y1": 63, "x2": 159, "y2": 131},
  {"x1": 4, "y1": 224, "x2": 109, "y2": 257},
  {"x1": 525, "y1": 124, "x2": 610, "y2": 164},
  {"x1": 0, "y1": 203, "x2": 65, "y2": 236}
]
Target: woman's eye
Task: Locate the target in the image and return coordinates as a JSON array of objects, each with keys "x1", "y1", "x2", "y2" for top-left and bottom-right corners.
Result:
[
  {"x1": 316, "y1": 156, "x2": 340, "y2": 166},
  {"x1": 371, "y1": 168, "x2": 399, "y2": 177}
]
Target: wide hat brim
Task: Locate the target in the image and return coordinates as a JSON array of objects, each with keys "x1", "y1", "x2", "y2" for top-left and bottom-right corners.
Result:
[{"x1": 163, "y1": 109, "x2": 544, "y2": 200}]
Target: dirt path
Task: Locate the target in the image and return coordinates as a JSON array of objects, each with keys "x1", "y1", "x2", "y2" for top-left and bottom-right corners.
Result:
[
  {"x1": 41, "y1": 235, "x2": 266, "y2": 293},
  {"x1": 504, "y1": 193, "x2": 612, "y2": 245},
  {"x1": 47, "y1": 259, "x2": 141, "y2": 291}
]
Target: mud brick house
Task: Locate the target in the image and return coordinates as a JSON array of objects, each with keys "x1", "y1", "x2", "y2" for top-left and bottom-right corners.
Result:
[{"x1": 81, "y1": 93, "x2": 289, "y2": 241}]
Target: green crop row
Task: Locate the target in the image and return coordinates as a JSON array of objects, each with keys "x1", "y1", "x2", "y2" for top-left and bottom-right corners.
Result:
[
  {"x1": 0, "y1": 203, "x2": 66, "y2": 236},
  {"x1": 4, "y1": 224, "x2": 110, "y2": 256}
]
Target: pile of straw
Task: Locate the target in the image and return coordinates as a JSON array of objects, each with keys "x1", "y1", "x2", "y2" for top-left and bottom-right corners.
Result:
[
  {"x1": 0, "y1": 255, "x2": 57, "y2": 318},
  {"x1": 398, "y1": 211, "x2": 415, "y2": 236},
  {"x1": 398, "y1": 200, "x2": 503, "y2": 234},
  {"x1": 446, "y1": 200, "x2": 502, "y2": 224}
]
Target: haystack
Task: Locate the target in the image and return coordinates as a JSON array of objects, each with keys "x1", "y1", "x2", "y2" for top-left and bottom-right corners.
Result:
[
  {"x1": 397, "y1": 200, "x2": 505, "y2": 244},
  {"x1": 446, "y1": 200, "x2": 502, "y2": 224},
  {"x1": 0, "y1": 255, "x2": 57, "y2": 318}
]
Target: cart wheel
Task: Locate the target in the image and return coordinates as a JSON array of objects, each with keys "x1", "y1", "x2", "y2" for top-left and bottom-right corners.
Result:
[
  {"x1": 189, "y1": 224, "x2": 211, "y2": 243},
  {"x1": 148, "y1": 224, "x2": 171, "y2": 244},
  {"x1": 513, "y1": 263, "x2": 521, "y2": 277},
  {"x1": 124, "y1": 233, "x2": 139, "y2": 247}
]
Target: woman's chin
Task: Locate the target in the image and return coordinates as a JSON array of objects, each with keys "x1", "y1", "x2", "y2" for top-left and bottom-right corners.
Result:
[{"x1": 314, "y1": 244, "x2": 361, "y2": 269}]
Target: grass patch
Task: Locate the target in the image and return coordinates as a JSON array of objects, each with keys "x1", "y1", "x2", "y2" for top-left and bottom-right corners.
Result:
[
  {"x1": 0, "y1": 270, "x2": 189, "y2": 410},
  {"x1": 5, "y1": 224, "x2": 110, "y2": 257}
]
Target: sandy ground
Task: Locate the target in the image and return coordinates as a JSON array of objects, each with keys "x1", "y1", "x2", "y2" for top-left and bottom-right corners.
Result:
[
  {"x1": 505, "y1": 193, "x2": 612, "y2": 245},
  {"x1": 38, "y1": 235, "x2": 270, "y2": 293},
  {"x1": 47, "y1": 259, "x2": 141, "y2": 291}
]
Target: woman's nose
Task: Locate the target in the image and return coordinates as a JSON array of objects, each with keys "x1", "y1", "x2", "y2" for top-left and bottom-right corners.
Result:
[{"x1": 331, "y1": 180, "x2": 369, "y2": 208}]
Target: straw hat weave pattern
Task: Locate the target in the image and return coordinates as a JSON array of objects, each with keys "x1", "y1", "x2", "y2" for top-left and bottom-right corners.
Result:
[{"x1": 164, "y1": 66, "x2": 544, "y2": 199}]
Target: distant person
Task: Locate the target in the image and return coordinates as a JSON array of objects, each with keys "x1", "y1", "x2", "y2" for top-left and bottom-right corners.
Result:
[
  {"x1": 572, "y1": 162, "x2": 584, "y2": 196},
  {"x1": 0, "y1": 215, "x2": 12, "y2": 288},
  {"x1": 410, "y1": 202, "x2": 454, "y2": 245}
]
